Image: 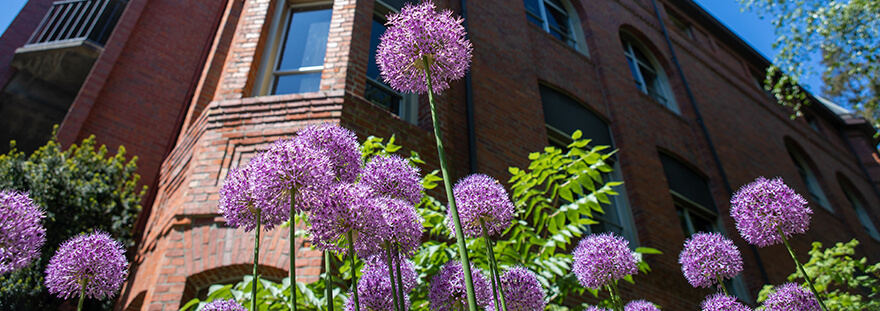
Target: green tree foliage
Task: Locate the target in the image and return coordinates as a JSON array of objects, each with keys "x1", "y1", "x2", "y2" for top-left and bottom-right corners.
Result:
[
  {"x1": 757, "y1": 239, "x2": 880, "y2": 310},
  {"x1": 0, "y1": 134, "x2": 146, "y2": 310},
  {"x1": 182, "y1": 132, "x2": 658, "y2": 311},
  {"x1": 739, "y1": 0, "x2": 880, "y2": 125}
]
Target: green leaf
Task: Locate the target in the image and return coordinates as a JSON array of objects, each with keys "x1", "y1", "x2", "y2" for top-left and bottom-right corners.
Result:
[
  {"x1": 571, "y1": 130, "x2": 583, "y2": 140},
  {"x1": 635, "y1": 247, "x2": 663, "y2": 255}
]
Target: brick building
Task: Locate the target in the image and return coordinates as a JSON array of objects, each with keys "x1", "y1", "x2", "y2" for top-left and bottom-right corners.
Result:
[{"x1": 2, "y1": 0, "x2": 880, "y2": 310}]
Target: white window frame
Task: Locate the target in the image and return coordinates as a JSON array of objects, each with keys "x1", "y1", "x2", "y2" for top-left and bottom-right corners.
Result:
[
  {"x1": 365, "y1": 0, "x2": 418, "y2": 124},
  {"x1": 255, "y1": 1, "x2": 333, "y2": 96},
  {"x1": 524, "y1": 0, "x2": 589, "y2": 54},
  {"x1": 621, "y1": 37, "x2": 679, "y2": 113}
]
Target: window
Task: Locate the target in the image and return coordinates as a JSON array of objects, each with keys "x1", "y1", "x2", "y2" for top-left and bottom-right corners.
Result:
[
  {"x1": 366, "y1": 0, "x2": 418, "y2": 123},
  {"x1": 260, "y1": 3, "x2": 332, "y2": 95},
  {"x1": 540, "y1": 85, "x2": 636, "y2": 243},
  {"x1": 840, "y1": 181, "x2": 880, "y2": 240},
  {"x1": 667, "y1": 11, "x2": 695, "y2": 40},
  {"x1": 523, "y1": 0, "x2": 584, "y2": 51},
  {"x1": 621, "y1": 36, "x2": 678, "y2": 112},
  {"x1": 788, "y1": 148, "x2": 831, "y2": 211}
]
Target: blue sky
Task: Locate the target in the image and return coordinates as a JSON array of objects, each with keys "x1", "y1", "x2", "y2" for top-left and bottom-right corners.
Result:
[{"x1": 0, "y1": 0, "x2": 820, "y2": 91}]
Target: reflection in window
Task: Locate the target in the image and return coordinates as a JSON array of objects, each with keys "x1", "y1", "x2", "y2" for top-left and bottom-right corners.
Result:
[
  {"x1": 366, "y1": 0, "x2": 418, "y2": 123},
  {"x1": 524, "y1": 0, "x2": 577, "y2": 48},
  {"x1": 622, "y1": 38, "x2": 677, "y2": 112},
  {"x1": 271, "y1": 7, "x2": 331, "y2": 95}
]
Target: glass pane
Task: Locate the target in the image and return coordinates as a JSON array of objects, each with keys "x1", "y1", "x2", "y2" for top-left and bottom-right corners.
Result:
[
  {"x1": 524, "y1": 0, "x2": 541, "y2": 15},
  {"x1": 365, "y1": 80, "x2": 402, "y2": 114},
  {"x1": 690, "y1": 212, "x2": 717, "y2": 234},
  {"x1": 277, "y1": 9, "x2": 332, "y2": 71},
  {"x1": 273, "y1": 72, "x2": 322, "y2": 95},
  {"x1": 546, "y1": 6, "x2": 571, "y2": 38},
  {"x1": 526, "y1": 11, "x2": 543, "y2": 27},
  {"x1": 626, "y1": 56, "x2": 645, "y2": 91},
  {"x1": 677, "y1": 207, "x2": 690, "y2": 235},
  {"x1": 545, "y1": 0, "x2": 565, "y2": 9},
  {"x1": 632, "y1": 47, "x2": 652, "y2": 68},
  {"x1": 367, "y1": 18, "x2": 386, "y2": 81}
]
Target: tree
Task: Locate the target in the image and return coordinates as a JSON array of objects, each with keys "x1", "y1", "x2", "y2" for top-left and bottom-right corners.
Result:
[
  {"x1": 739, "y1": 0, "x2": 880, "y2": 125},
  {"x1": 0, "y1": 133, "x2": 146, "y2": 310}
]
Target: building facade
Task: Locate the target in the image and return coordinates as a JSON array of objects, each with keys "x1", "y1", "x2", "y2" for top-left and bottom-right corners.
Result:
[{"x1": 2, "y1": 0, "x2": 880, "y2": 310}]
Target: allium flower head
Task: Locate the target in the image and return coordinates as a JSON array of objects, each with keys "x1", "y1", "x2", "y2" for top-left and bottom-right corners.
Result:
[
  {"x1": 297, "y1": 123, "x2": 362, "y2": 183},
  {"x1": 730, "y1": 177, "x2": 812, "y2": 247},
  {"x1": 345, "y1": 256, "x2": 417, "y2": 311},
  {"x1": 44, "y1": 231, "x2": 128, "y2": 300},
  {"x1": 501, "y1": 267, "x2": 546, "y2": 311},
  {"x1": 220, "y1": 156, "x2": 274, "y2": 231},
  {"x1": 361, "y1": 196, "x2": 423, "y2": 259},
  {"x1": 450, "y1": 174, "x2": 515, "y2": 238},
  {"x1": 584, "y1": 307, "x2": 610, "y2": 311},
  {"x1": 376, "y1": 0, "x2": 473, "y2": 94},
  {"x1": 679, "y1": 232, "x2": 744, "y2": 288},
  {"x1": 429, "y1": 260, "x2": 494, "y2": 311},
  {"x1": 701, "y1": 293, "x2": 751, "y2": 311},
  {"x1": 203, "y1": 298, "x2": 247, "y2": 311},
  {"x1": 625, "y1": 300, "x2": 659, "y2": 311},
  {"x1": 762, "y1": 283, "x2": 820, "y2": 311},
  {"x1": 571, "y1": 232, "x2": 638, "y2": 290},
  {"x1": 0, "y1": 190, "x2": 45, "y2": 275},
  {"x1": 310, "y1": 183, "x2": 385, "y2": 255},
  {"x1": 254, "y1": 138, "x2": 335, "y2": 215},
  {"x1": 361, "y1": 155, "x2": 423, "y2": 205}
]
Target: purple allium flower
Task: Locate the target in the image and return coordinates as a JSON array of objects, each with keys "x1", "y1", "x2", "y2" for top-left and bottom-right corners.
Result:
[
  {"x1": 203, "y1": 298, "x2": 247, "y2": 311},
  {"x1": 360, "y1": 196, "x2": 423, "y2": 259},
  {"x1": 449, "y1": 174, "x2": 515, "y2": 238},
  {"x1": 584, "y1": 307, "x2": 610, "y2": 311},
  {"x1": 309, "y1": 183, "x2": 385, "y2": 255},
  {"x1": 701, "y1": 293, "x2": 752, "y2": 311},
  {"x1": 571, "y1": 233, "x2": 638, "y2": 290},
  {"x1": 762, "y1": 283, "x2": 820, "y2": 311},
  {"x1": 679, "y1": 232, "x2": 744, "y2": 288},
  {"x1": 500, "y1": 267, "x2": 546, "y2": 311},
  {"x1": 297, "y1": 123, "x2": 362, "y2": 184},
  {"x1": 361, "y1": 155, "x2": 423, "y2": 205},
  {"x1": 730, "y1": 177, "x2": 812, "y2": 247},
  {"x1": 625, "y1": 300, "x2": 659, "y2": 311},
  {"x1": 345, "y1": 256, "x2": 418, "y2": 311},
  {"x1": 44, "y1": 231, "x2": 128, "y2": 300},
  {"x1": 0, "y1": 190, "x2": 45, "y2": 275},
  {"x1": 376, "y1": 1, "x2": 473, "y2": 94},
  {"x1": 429, "y1": 260, "x2": 494, "y2": 311},
  {"x1": 254, "y1": 138, "x2": 335, "y2": 215}
]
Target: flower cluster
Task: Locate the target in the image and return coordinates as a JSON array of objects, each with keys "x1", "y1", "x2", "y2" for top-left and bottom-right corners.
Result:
[
  {"x1": 365, "y1": 197, "x2": 423, "y2": 258},
  {"x1": 376, "y1": 1, "x2": 472, "y2": 94},
  {"x1": 730, "y1": 177, "x2": 812, "y2": 247},
  {"x1": 256, "y1": 137, "x2": 336, "y2": 215},
  {"x1": 584, "y1": 307, "x2": 610, "y2": 311},
  {"x1": 297, "y1": 123, "x2": 362, "y2": 183},
  {"x1": 679, "y1": 232, "x2": 743, "y2": 288},
  {"x1": 203, "y1": 298, "x2": 247, "y2": 311},
  {"x1": 0, "y1": 189, "x2": 45, "y2": 275},
  {"x1": 361, "y1": 155, "x2": 423, "y2": 205},
  {"x1": 701, "y1": 293, "x2": 751, "y2": 311},
  {"x1": 44, "y1": 231, "x2": 128, "y2": 300},
  {"x1": 762, "y1": 283, "x2": 820, "y2": 311},
  {"x1": 500, "y1": 267, "x2": 546, "y2": 311},
  {"x1": 429, "y1": 260, "x2": 494, "y2": 311},
  {"x1": 572, "y1": 233, "x2": 638, "y2": 290},
  {"x1": 625, "y1": 300, "x2": 659, "y2": 311},
  {"x1": 345, "y1": 257, "x2": 417, "y2": 311},
  {"x1": 310, "y1": 183, "x2": 385, "y2": 255},
  {"x1": 450, "y1": 174, "x2": 515, "y2": 238}
]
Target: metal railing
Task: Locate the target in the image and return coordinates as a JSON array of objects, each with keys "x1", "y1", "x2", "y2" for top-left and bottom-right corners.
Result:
[{"x1": 26, "y1": 0, "x2": 127, "y2": 47}]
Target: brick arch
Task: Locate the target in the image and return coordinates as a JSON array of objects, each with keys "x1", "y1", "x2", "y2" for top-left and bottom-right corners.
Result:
[{"x1": 180, "y1": 263, "x2": 288, "y2": 305}]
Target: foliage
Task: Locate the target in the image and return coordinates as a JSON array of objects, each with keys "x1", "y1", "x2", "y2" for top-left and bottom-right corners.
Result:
[
  {"x1": 740, "y1": 0, "x2": 880, "y2": 126},
  {"x1": 757, "y1": 239, "x2": 880, "y2": 310},
  {"x1": 0, "y1": 134, "x2": 146, "y2": 310},
  {"x1": 182, "y1": 132, "x2": 659, "y2": 310}
]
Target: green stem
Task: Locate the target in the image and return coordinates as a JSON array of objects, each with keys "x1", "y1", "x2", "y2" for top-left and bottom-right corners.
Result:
[
  {"x1": 347, "y1": 231, "x2": 360, "y2": 311},
  {"x1": 423, "y1": 55, "x2": 478, "y2": 311},
  {"x1": 291, "y1": 192, "x2": 297, "y2": 311},
  {"x1": 609, "y1": 281, "x2": 624, "y2": 311},
  {"x1": 394, "y1": 246, "x2": 406, "y2": 311},
  {"x1": 480, "y1": 221, "x2": 507, "y2": 311},
  {"x1": 387, "y1": 247, "x2": 402, "y2": 311},
  {"x1": 778, "y1": 227, "x2": 829, "y2": 311},
  {"x1": 253, "y1": 210, "x2": 262, "y2": 311},
  {"x1": 718, "y1": 275, "x2": 729, "y2": 296},
  {"x1": 325, "y1": 251, "x2": 335, "y2": 311},
  {"x1": 77, "y1": 278, "x2": 86, "y2": 311}
]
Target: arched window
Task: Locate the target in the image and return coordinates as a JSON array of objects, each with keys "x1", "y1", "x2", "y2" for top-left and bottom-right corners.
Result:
[
  {"x1": 366, "y1": 0, "x2": 418, "y2": 123},
  {"x1": 540, "y1": 84, "x2": 636, "y2": 243},
  {"x1": 787, "y1": 146, "x2": 831, "y2": 211},
  {"x1": 523, "y1": 0, "x2": 586, "y2": 52},
  {"x1": 620, "y1": 34, "x2": 678, "y2": 113},
  {"x1": 839, "y1": 177, "x2": 880, "y2": 240}
]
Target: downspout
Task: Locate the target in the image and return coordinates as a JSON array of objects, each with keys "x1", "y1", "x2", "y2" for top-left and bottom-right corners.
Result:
[
  {"x1": 460, "y1": 0, "x2": 477, "y2": 173},
  {"x1": 647, "y1": 0, "x2": 770, "y2": 286}
]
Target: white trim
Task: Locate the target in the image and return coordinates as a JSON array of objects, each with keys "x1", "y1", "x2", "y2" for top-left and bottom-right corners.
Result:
[
  {"x1": 621, "y1": 36, "x2": 679, "y2": 113},
  {"x1": 526, "y1": 0, "x2": 588, "y2": 54}
]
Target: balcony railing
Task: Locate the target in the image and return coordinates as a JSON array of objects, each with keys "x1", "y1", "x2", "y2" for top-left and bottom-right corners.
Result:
[{"x1": 26, "y1": 0, "x2": 127, "y2": 48}]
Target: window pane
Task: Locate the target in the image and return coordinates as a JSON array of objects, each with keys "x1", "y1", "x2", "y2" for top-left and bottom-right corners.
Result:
[
  {"x1": 546, "y1": 6, "x2": 571, "y2": 38},
  {"x1": 526, "y1": 11, "x2": 543, "y2": 27},
  {"x1": 367, "y1": 18, "x2": 386, "y2": 81},
  {"x1": 626, "y1": 56, "x2": 645, "y2": 91},
  {"x1": 365, "y1": 80, "x2": 402, "y2": 114},
  {"x1": 524, "y1": 0, "x2": 541, "y2": 16},
  {"x1": 277, "y1": 9, "x2": 332, "y2": 71},
  {"x1": 690, "y1": 212, "x2": 717, "y2": 234},
  {"x1": 273, "y1": 72, "x2": 322, "y2": 95}
]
